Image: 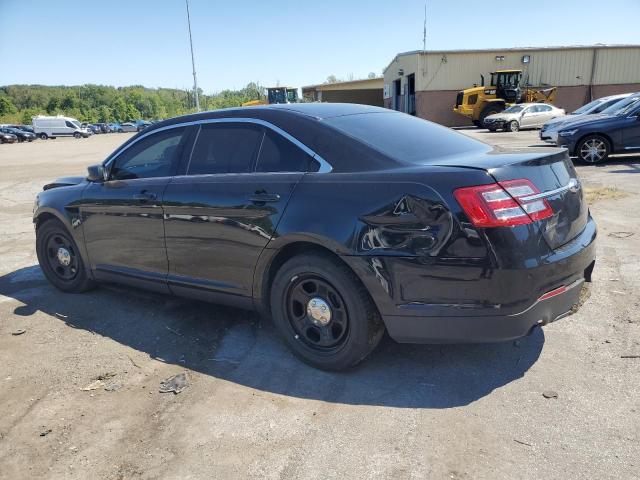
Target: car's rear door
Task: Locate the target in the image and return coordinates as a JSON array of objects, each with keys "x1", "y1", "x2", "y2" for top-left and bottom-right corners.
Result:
[
  {"x1": 80, "y1": 126, "x2": 189, "y2": 292},
  {"x1": 163, "y1": 120, "x2": 317, "y2": 304}
]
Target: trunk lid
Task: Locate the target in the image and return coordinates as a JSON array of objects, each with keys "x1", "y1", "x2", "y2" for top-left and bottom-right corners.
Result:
[{"x1": 436, "y1": 147, "x2": 588, "y2": 250}]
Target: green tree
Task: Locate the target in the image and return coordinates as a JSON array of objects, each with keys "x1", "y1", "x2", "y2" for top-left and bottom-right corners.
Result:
[{"x1": 0, "y1": 95, "x2": 17, "y2": 116}]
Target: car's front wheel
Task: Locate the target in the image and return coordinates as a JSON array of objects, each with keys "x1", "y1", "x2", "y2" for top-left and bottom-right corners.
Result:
[
  {"x1": 270, "y1": 253, "x2": 384, "y2": 370},
  {"x1": 73, "y1": 132, "x2": 82, "y2": 139},
  {"x1": 507, "y1": 120, "x2": 520, "y2": 132},
  {"x1": 36, "y1": 219, "x2": 94, "y2": 293},
  {"x1": 576, "y1": 135, "x2": 610, "y2": 164}
]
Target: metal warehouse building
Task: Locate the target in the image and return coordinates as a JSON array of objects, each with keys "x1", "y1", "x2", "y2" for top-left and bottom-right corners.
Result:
[
  {"x1": 302, "y1": 77, "x2": 384, "y2": 106},
  {"x1": 383, "y1": 44, "x2": 640, "y2": 126}
]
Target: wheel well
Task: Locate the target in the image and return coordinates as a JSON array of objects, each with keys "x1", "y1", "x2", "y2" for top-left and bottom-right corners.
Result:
[
  {"x1": 574, "y1": 132, "x2": 612, "y2": 155},
  {"x1": 260, "y1": 241, "x2": 372, "y2": 316},
  {"x1": 34, "y1": 212, "x2": 58, "y2": 230}
]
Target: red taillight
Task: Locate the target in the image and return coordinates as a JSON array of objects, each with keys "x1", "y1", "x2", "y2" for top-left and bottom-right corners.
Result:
[
  {"x1": 454, "y1": 179, "x2": 553, "y2": 228},
  {"x1": 538, "y1": 285, "x2": 567, "y2": 301}
]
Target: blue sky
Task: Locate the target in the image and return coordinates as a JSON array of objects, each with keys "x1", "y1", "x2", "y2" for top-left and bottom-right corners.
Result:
[{"x1": 1, "y1": 0, "x2": 638, "y2": 92}]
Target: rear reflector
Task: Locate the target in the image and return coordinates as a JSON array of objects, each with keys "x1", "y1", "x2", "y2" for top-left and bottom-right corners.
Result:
[
  {"x1": 538, "y1": 285, "x2": 567, "y2": 301},
  {"x1": 454, "y1": 179, "x2": 553, "y2": 227}
]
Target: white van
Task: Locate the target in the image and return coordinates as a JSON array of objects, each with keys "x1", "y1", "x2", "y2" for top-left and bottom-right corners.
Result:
[{"x1": 32, "y1": 115, "x2": 91, "y2": 140}]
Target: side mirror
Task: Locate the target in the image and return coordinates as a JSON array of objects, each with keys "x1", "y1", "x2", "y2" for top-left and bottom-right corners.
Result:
[{"x1": 87, "y1": 164, "x2": 107, "y2": 182}]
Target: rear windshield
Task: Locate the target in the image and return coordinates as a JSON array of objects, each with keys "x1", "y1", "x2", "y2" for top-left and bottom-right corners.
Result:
[{"x1": 324, "y1": 112, "x2": 488, "y2": 164}]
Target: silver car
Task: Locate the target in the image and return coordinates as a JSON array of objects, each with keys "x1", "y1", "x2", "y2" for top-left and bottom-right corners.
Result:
[
  {"x1": 483, "y1": 103, "x2": 566, "y2": 132},
  {"x1": 119, "y1": 122, "x2": 138, "y2": 133}
]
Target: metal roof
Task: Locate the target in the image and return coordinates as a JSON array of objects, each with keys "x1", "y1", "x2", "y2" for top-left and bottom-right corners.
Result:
[{"x1": 383, "y1": 44, "x2": 640, "y2": 73}]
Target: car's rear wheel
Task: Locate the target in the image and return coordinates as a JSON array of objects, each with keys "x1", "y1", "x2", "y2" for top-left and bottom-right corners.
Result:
[
  {"x1": 270, "y1": 253, "x2": 384, "y2": 370},
  {"x1": 36, "y1": 219, "x2": 94, "y2": 293},
  {"x1": 39, "y1": 133, "x2": 48, "y2": 140},
  {"x1": 576, "y1": 135, "x2": 610, "y2": 164}
]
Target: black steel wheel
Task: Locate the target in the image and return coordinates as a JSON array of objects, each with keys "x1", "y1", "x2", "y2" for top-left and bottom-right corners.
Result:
[
  {"x1": 36, "y1": 219, "x2": 94, "y2": 293},
  {"x1": 285, "y1": 274, "x2": 349, "y2": 350},
  {"x1": 270, "y1": 253, "x2": 384, "y2": 370}
]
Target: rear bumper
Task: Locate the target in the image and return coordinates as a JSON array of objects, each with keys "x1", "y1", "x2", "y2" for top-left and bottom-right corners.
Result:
[
  {"x1": 384, "y1": 277, "x2": 586, "y2": 343},
  {"x1": 377, "y1": 217, "x2": 597, "y2": 344}
]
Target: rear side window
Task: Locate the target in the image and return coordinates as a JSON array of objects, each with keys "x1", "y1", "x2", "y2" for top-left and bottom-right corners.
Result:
[
  {"x1": 256, "y1": 129, "x2": 318, "y2": 172},
  {"x1": 326, "y1": 112, "x2": 488, "y2": 164},
  {"x1": 188, "y1": 123, "x2": 263, "y2": 175}
]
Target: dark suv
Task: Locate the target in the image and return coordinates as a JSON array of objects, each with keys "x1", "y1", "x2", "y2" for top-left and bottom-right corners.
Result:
[{"x1": 555, "y1": 95, "x2": 640, "y2": 163}]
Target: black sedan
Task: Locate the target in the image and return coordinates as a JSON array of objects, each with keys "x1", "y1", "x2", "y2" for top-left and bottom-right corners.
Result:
[
  {"x1": 555, "y1": 95, "x2": 640, "y2": 163},
  {"x1": 0, "y1": 131, "x2": 18, "y2": 143},
  {"x1": 33, "y1": 104, "x2": 596, "y2": 370},
  {"x1": 0, "y1": 126, "x2": 36, "y2": 142}
]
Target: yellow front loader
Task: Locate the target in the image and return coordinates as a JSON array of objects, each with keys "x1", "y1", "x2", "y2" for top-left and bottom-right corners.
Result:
[{"x1": 453, "y1": 69, "x2": 556, "y2": 128}]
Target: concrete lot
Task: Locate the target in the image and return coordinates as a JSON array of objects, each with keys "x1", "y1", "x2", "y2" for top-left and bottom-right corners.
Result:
[{"x1": 0, "y1": 130, "x2": 638, "y2": 479}]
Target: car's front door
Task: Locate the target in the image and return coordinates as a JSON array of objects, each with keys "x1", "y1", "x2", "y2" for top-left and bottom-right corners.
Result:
[
  {"x1": 80, "y1": 126, "x2": 189, "y2": 292},
  {"x1": 621, "y1": 106, "x2": 640, "y2": 150},
  {"x1": 163, "y1": 121, "x2": 319, "y2": 305},
  {"x1": 520, "y1": 106, "x2": 540, "y2": 128}
]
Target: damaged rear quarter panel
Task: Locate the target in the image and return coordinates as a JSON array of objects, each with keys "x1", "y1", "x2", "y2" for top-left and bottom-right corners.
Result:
[{"x1": 268, "y1": 169, "x2": 495, "y2": 314}]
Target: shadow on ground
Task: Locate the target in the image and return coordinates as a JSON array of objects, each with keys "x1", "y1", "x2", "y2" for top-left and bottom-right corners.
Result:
[{"x1": 1, "y1": 265, "x2": 544, "y2": 409}]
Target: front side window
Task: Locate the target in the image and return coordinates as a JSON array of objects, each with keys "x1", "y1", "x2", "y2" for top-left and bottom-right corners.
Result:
[
  {"x1": 65, "y1": 121, "x2": 76, "y2": 129},
  {"x1": 110, "y1": 127, "x2": 185, "y2": 180},
  {"x1": 256, "y1": 129, "x2": 318, "y2": 172},
  {"x1": 187, "y1": 123, "x2": 263, "y2": 175}
]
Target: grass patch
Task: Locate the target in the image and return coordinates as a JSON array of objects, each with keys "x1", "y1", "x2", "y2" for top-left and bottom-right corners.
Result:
[{"x1": 583, "y1": 186, "x2": 630, "y2": 203}]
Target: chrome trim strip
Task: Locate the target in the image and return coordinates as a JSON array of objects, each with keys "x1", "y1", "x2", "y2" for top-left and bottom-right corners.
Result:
[
  {"x1": 519, "y1": 178, "x2": 580, "y2": 202},
  {"x1": 104, "y1": 117, "x2": 333, "y2": 173}
]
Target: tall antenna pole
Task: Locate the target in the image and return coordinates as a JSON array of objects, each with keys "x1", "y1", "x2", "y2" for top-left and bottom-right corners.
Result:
[
  {"x1": 422, "y1": 2, "x2": 427, "y2": 51},
  {"x1": 185, "y1": 0, "x2": 200, "y2": 112}
]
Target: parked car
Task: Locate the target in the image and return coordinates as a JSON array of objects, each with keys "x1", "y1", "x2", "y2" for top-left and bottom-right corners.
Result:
[
  {"x1": 33, "y1": 115, "x2": 91, "y2": 139},
  {"x1": 555, "y1": 95, "x2": 640, "y2": 163},
  {"x1": 108, "y1": 122, "x2": 122, "y2": 133},
  {"x1": 7, "y1": 124, "x2": 35, "y2": 133},
  {"x1": 541, "y1": 93, "x2": 640, "y2": 144},
  {"x1": 0, "y1": 126, "x2": 36, "y2": 142},
  {"x1": 136, "y1": 120, "x2": 152, "y2": 132},
  {"x1": 0, "y1": 131, "x2": 18, "y2": 144},
  {"x1": 540, "y1": 93, "x2": 635, "y2": 142},
  {"x1": 33, "y1": 104, "x2": 596, "y2": 370},
  {"x1": 119, "y1": 122, "x2": 138, "y2": 132},
  {"x1": 95, "y1": 123, "x2": 111, "y2": 133},
  {"x1": 484, "y1": 103, "x2": 565, "y2": 132}
]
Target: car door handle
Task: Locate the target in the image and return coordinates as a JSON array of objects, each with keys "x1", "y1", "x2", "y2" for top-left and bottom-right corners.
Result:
[
  {"x1": 248, "y1": 193, "x2": 281, "y2": 203},
  {"x1": 133, "y1": 191, "x2": 157, "y2": 202}
]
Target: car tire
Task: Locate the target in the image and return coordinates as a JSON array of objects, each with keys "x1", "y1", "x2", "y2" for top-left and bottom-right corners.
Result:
[
  {"x1": 73, "y1": 132, "x2": 82, "y2": 139},
  {"x1": 39, "y1": 133, "x2": 48, "y2": 140},
  {"x1": 576, "y1": 135, "x2": 610, "y2": 164},
  {"x1": 36, "y1": 219, "x2": 95, "y2": 293},
  {"x1": 479, "y1": 105, "x2": 503, "y2": 128},
  {"x1": 270, "y1": 253, "x2": 385, "y2": 371},
  {"x1": 507, "y1": 120, "x2": 520, "y2": 132}
]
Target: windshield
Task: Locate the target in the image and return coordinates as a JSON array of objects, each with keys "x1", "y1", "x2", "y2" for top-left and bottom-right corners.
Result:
[
  {"x1": 503, "y1": 105, "x2": 525, "y2": 113},
  {"x1": 601, "y1": 96, "x2": 640, "y2": 115},
  {"x1": 572, "y1": 99, "x2": 603, "y2": 115}
]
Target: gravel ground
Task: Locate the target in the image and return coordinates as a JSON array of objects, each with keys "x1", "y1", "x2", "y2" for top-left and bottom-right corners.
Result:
[{"x1": 0, "y1": 130, "x2": 638, "y2": 480}]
